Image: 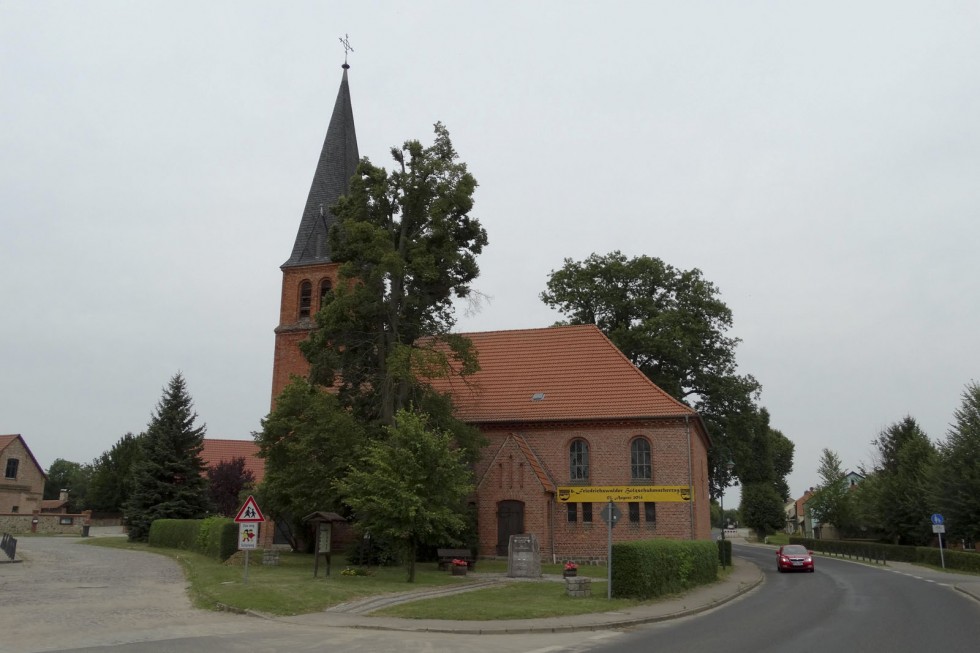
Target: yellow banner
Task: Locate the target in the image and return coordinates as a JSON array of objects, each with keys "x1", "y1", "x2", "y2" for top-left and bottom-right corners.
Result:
[{"x1": 556, "y1": 485, "x2": 693, "y2": 503}]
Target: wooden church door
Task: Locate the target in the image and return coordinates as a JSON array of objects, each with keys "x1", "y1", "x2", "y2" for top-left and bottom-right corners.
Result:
[{"x1": 496, "y1": 500, "x2": 525, "y2": 556}]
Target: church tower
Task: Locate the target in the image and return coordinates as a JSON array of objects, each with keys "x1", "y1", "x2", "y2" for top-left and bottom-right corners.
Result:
[{"x1": 271, "y1": 63, "x2": 359, "y2": 407}]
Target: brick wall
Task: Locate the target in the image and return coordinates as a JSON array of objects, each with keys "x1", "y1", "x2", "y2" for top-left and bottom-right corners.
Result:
[
  {"x1": 473, "y1": 417, "x2": 711, "y2": 562},
  {"x1": 0, "y1": 510, "x2": 93, "y2": 535},
  {"x1": 0, "y1": 438, "x2": 45, "y2": 514},
  {"x1": 271, "y1": 262, "x2": 340, "y2": 406}
]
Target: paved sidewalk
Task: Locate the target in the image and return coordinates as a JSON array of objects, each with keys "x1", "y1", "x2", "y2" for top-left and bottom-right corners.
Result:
[{"x1": 270, "y1": 557, "x2": 763, "y2": 634}]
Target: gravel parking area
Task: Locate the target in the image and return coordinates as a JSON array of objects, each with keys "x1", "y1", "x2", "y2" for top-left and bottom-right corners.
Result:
[{"x1": 0, "y1": 536, "x2": 263, "y2": 653}]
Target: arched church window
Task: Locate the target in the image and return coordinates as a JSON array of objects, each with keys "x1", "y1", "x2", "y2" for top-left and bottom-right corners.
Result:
[
  {"x1": 630, "y1": 437, "x2": 652, "y2": 481},
  {"x1": 319, "y1": 279, "x2": 333, "y2": 309},
  {"x1": 569, "y1": 439, "x2": 589, "y2": 481},
  {"x1": 299, "y1": 281, "x2": 312, "y2": 319}
]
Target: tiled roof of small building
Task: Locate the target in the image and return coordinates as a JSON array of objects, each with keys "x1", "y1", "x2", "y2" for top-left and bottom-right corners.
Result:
[
  {"x1": 200, "y1": 439, "x2": 264, "y2": 484},
  {"x1": 428, "y1": 325, "x2": 697, "y2": 424},
  {"x1": 283, "y1": 65, "x2": 359, "y2": 268},
  {"x1": 40, "y1": 498, "x2": 68, "y2": 511}
]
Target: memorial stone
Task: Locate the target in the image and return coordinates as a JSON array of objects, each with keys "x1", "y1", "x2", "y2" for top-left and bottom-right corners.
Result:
[{"x1": 507, "y1": 533, "x2": 541, "y2": 578}]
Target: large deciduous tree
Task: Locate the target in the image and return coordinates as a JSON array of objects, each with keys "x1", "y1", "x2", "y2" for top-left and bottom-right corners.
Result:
[
  {"x1": 263, "y1": 124, "x2": 487, "y2": 555},
  {"x1": 806, "y1": 448, "x2": 854, "y2": 535},
  {"x1": 539, "y1": 251, "x2": 783, "y2": 504},
  {"x1": 728, "y1": 409, "x2": 794, "y2": 536},
  {"x1": 88, "y1": 432, "x2": 143, "y2": 513},
  {"x1": 935, "y1": 382, "x2": 980, "y2": 544},
  {"x1": 302, "y1": 122, "x2": 488, "y2": 429},
  {"x1": 256, "y1": 379, "x2": 367, "y2": 548},
  {"x1": 125, "y1": 373, "x2": 212, "y2": 541},
  {"x1": 335, "y1": 410, "x2": 474, "y2": 582},
  {"x1": 540, "y1": 251, "x2": 758, "y2": 406},
  {"x1": 864, "y1": 417, "x2": 936, "y2": 544},
  {"x1": 741, "y1": 482, "x2": 786, "y2": 539}
]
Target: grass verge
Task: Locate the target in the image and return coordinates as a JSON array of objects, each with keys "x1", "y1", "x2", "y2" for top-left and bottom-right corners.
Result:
[{"x1": 84, "y1": 539, "x2": 731, "y2": 619}]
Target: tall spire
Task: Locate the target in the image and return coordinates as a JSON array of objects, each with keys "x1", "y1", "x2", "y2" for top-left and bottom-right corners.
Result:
[{"x1": 282, "y1": 63, "x2": 359, "y2": 268}]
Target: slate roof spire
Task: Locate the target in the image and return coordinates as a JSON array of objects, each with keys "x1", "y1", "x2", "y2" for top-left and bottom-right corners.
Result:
[{"x1": 283, "y1": 63, "x2": 359, "y2": 267}]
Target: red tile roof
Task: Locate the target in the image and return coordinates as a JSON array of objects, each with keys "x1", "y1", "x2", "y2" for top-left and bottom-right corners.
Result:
[
  {"x1": 428, "y1": 325, "x2": 696, "y2": 423},
  {"x1": 200, "y1": 439, "x2": 264, "y2": 484},
  {"x1": 40, "y1": 499, "x2": 68, "y2": 512}
]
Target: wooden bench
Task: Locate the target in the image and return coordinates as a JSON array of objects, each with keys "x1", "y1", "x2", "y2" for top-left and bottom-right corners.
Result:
[{"x1": 437, "y1": 548, "x2": 476, "y2": 571}]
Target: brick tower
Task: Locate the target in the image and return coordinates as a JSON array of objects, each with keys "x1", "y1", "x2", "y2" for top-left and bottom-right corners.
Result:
[{"x1": 271, "y1": 63, "x2": 359, "y2": 407}]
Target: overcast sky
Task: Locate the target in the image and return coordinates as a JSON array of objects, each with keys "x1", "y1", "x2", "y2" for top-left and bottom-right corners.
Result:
[{"x1": 3, "y1": 1, "x2": 978, "y2": 505}]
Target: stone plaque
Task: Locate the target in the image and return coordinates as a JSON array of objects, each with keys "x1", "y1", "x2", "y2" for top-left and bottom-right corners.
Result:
[{"x1": 507, "y1": 533, "x2": 541, "y2": 578}]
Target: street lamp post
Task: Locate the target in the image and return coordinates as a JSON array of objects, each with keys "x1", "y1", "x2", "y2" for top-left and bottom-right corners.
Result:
[{"x1": 720, "y1": 457, "x2": 735, "y2": 568}]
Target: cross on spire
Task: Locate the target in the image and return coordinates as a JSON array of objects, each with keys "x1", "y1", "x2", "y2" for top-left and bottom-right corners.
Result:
[{"x1": 339, "y1": 33, "x2": 353, "y2": 68}]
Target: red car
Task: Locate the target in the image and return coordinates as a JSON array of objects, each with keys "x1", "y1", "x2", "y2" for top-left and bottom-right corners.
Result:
[{"x1": 776, "y1": 544, "x2": 815, "y2": 573}]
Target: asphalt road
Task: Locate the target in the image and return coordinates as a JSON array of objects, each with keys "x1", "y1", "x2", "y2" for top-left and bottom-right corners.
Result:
[
  {"x1": 6, "y1": 537, "x2": 979, "y2": 653},
  {"x1": 598, "y1": 543, "x2": 980, "y2": 653}
]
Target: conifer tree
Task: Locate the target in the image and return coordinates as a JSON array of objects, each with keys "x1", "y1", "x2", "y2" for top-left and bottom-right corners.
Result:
[
  {"x1": 125, "y1": 373, "x2": 212, "y2": 541},
  {"x1": 88, "y1": 432, "x2": 143, "y2": 513},
  {"x1": 935, "y1": 382, "x2": 980, "y2": 544}
]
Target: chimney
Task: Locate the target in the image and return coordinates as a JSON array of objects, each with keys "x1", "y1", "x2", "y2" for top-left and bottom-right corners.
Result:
[{"x1": 59, "y1": 489, "x2": 69, "y2": 502}]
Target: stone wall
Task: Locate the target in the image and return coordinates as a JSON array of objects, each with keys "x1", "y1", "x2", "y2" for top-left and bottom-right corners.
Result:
[
  {"x1": 473, "y1": 416, "x2": 711, "y2": 562},
  {"x1": 0, "y1": 510, "x2": 93, "y2": 536}
]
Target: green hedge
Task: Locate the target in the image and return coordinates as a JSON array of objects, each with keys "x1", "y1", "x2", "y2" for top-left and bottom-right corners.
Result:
[
  {"x1": 790, "y1": 537, "x2": 980, "y2": 573},
  {"x1": 148, "y1": 517, "x2": 238, "y2": 561},
  {"x1": 196, "y1": 517, "x2": 238, "y2": 561},
  {"x1": 149, "y1": 519, "x2": 202, "y2": 551},
  {"x1": 611, "y1": 539, "x2": 718, "y2": 600}
]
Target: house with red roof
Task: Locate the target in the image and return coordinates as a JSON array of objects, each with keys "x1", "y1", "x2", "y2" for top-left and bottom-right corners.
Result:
[{"x1": 0, "y1": 434, "x2": 46, "y2": 516}]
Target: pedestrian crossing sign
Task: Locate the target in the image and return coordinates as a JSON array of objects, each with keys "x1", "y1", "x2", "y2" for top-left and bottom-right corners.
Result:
[{"x1": 234, "y1": 495, "x2": 265, "y2": 523}]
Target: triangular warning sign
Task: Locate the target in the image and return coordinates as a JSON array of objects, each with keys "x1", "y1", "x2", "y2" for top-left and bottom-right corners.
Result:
[{"x1": 234, "y1": 495, "x2": 265, "y2": 523}]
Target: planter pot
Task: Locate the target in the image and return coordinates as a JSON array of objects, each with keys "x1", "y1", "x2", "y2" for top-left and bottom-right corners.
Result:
[
  {"x1": 451, "y1": 565, "x2": 467, "y2": 576},
  {"x1": 563, "y1": 569, "x2": 577, "y2": 578}
]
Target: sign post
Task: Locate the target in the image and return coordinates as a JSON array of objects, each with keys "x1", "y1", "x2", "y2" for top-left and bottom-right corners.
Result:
[
  {"x1": 235, "y1": 496, "x2": 265, "y2": 583},
  {"x1": 600, "y1": 501, "x2": 621, "y2": 599},
  {"x1": 931, "y1": 513, "x2": 946, "y2": 569}
]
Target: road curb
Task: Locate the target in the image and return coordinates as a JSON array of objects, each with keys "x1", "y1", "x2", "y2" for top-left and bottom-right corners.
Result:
[{"x1": 267, "y1": 560, "x2": 765, "y2": 635}]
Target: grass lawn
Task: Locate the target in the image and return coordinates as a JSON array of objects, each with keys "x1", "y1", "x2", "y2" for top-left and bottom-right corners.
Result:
[
  {"x1": 84, "y1": 538, "x2": 728, "y2": 619},
  {"x1": 86, "y1": 538, "x2": 463, "y2": 615},
  {"x1": 763, "y1": 532, "x2": 789, "y2": 546}
]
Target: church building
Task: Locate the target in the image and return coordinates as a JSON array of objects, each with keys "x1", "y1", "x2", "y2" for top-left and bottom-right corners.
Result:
[{"x1": 261, "y1": 63, "x2": 711, "y2": 561}]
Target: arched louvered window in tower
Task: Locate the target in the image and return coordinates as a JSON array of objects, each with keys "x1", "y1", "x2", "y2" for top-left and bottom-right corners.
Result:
[
  {"x1": 319, "y1": 279, "x2": 333, "y2": 310},
  {"x1": 298, "y1": 281, "x2": 313, "y2": 319},
  {"x1": 569, "y1": 439, "x2": 589, "y2": 481}
]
